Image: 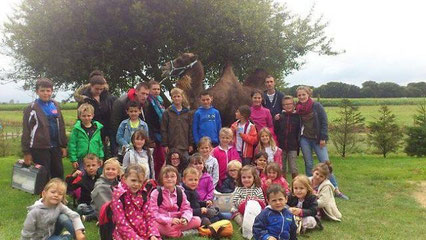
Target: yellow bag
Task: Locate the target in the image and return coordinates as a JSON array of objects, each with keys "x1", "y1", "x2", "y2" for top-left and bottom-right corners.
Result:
[{"x1": 198, "y1": 220, "x2": 234, "y2": 239}]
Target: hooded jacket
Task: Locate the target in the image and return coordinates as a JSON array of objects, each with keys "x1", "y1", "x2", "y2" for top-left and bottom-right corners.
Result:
[
  {"x1": 274, "y1": 111, "x2": 301, "y2": 152},
  {"x1": 90, "y1": 176, "x2": 118, "y2": 216},
  {"x1": 68, "y1": 120, "x2": 104, "y2": 162},
  {"x1": 231, "y1": 120, "x2": 258, "y2": 158},
  {"x1": 253, "y1": 206, "x2": 297, "y2": 240},
  {"x1": 192, "y1": 106, "x2": 222, "y2": 145},
  {"x1": 212, "y1": 145, "x2": 241, "y2": 186},
  {"x1": 21, "y1": 199, "x2": 84, "y2": 240},
  {"x1": 309, "y1": 177, "x2": 342, "y2": 221},
  {"x1": 197, "y1": 172, "x2": 215, "y2": 201},
  {"x1": 161, "y1": 105, "x2": 193, "y2": 151}
]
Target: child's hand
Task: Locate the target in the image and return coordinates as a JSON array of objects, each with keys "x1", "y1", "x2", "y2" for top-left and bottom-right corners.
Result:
[
  {"x1": 266, "y1": 179, "x2": 272, "y2": 186},
  {"x1": 72, "y1": 170, "x2": 82, "y2": 177},
  {"x1": 206, "y1": 200, "x2": 213, "y2": 207},
  {"x1": 150, "y1": 236, "x2": 158, "y2": 240},
  {"x1": 23, "y1": 154, "x2": 33, "y2": 166},
  {"x1": 201, "y1": 207, "x2": 208, "y2": 214},
  {"x1": 75, "y1": 230, "x2": 86, "y2": 240},
  {"x1": 289, "y1": 207, "x2": 302, "y2": 216},
  {"x1": 268, "y1": 236, "x2": 277, "y2": 240},
  {"x1": 164, "y1": 147, "x2": 169, "y2": 154},
  {"x1": 61, "y1": 148, "x2": 67, "y2": 158},
  {"x1": 172, "y1": 218, "x2": 181, "y2": 225},
  {"x1": 274, "y1": 114, "x2": 281, "y2": 121},
  {"x1": 180, "y1": 218, "x2": 188, "y2": 225},
  {"x1": 188, "y1": 146, "x2": 194, "y2": 153},
  {"x1": 72, "y1": 162, "x2": 79, "y2": 170}
]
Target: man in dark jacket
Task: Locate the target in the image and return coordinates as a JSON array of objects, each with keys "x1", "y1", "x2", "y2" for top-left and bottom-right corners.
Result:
[{"x1": 263, "y1": 75, "x2": 285, "y2": 119}]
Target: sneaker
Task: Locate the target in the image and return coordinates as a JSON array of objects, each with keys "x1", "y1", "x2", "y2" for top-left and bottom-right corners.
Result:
[
  {"x1": 181, "y1": 229, "x2": 198, "y2": 236},
  {"x1": 335, "y1": 192, "x2": 350, "y2": 200},
  {"x1": 314, "y1": 217, "x2": 323, "y2": 230}
]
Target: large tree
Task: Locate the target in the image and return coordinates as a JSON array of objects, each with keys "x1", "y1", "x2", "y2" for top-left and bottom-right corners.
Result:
[{"x1": 3, "y1": 0, "x2": 337, "y2": 93}]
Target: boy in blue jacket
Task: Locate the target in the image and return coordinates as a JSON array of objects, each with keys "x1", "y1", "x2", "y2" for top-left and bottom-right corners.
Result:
[
  {"x1": 192, "y1": 90, "x2": 222, "y2": 146},
  {"x1": 253, "y1": 184, "x2": 297, "y2": 240}
]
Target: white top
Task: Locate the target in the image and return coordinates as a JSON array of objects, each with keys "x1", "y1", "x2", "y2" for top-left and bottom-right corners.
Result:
[
  {"x1": 265, "y1": 146, "x2": 275, "y2": 163},
  {"x1": 235, "y1": 122, "x2": 245, "y2": 152}
]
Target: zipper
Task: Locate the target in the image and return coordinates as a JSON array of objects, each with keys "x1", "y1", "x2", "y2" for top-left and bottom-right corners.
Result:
[{"x1": 279, "y1": 211, "x2": 285, "y2": 239}]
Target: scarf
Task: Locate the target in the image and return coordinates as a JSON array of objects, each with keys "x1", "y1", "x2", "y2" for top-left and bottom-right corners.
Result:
[
  {"x1": 296, "y1": 97, "x2": 314, "y2": 115},
  {"x1": 148, "y1": 95, "x2": 165, "y2": 121}
]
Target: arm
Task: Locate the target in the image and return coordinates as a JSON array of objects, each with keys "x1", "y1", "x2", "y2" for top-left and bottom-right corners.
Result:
[
  {"x1": 179, "y1": 189, "x2": 194, "y2": 222},
  {"x1": 160, "y1": 111, "x2": 169, "y2": 147},
  {"x1": 289, "y1": 217, "x2": 297, "y2": 240},
  {"x1": 67, "y1": 128, "x2": 78, "y2": 163},
  {"x1": 232, "y1": 187, "x2": 245, "y2": 208},
  {"x1": 301, "y1": 195, "x2": 318, "y2": 217},
  {"x1": 122, "y1": 151, "x2": 130, "y2": 168},
  {"x1": 211, "y1": 159, "x2": 220, "y2": 187},
  {"x1": 206, "y1": 176, "x2": 215, "y2": 200},
  {"x1": 241, "y1": 125, "x2": 258, "y2": 145},
  {"x1": 110, "y1": 98, "x2": 124, "y2": 139},
  {"x1": 21, "y1": 107, "x2": 32, "y2": 155},
  {"x1": 57, "y1": 106, "x2": 68, "y2": 147},
  {"x1": 252, "y1": 211, "x2": 271, "y2": 240},
  {"x1": 91, "y1": 184, "x2": 113, "y2": 215},
  {"x1": 219, "y1": 178, "x2": 235, "y2": 193},
  {"x1": 316, "y1": 103, "x2": 328, "y2": 141},
  {"x1": 188, "y1": 111, "x2": 194, "y2": 147},
  {"x1": 192, "y1": 111, "x2": 200, "y2": 145},
  {"x1": 144, "y1": 199, "x2": 161, "y2": 239},
  {"x1": 274, "y1": 148, "x2": 282, "y2": 168},
  {"x1": 317, "y1": 185, "x2": 334, "y2": 208},
  {"x1": 149, "y1": 189, "x2": 173, "y2": 224},
  {"x1": 216, "y1": 110, "x2": 222, "y2": 140},
  {"x1": 110, "y1": 192, "x2": 140, "y2": 238},
  {"x1": 59, "y1": 203, "x2": 85, "y2": 231},
  {"x1": 21, "y1": 210, "x2": 37, "y2": 240},
  {"x1": 116, "y1": 122, "x2": 130, "y2": 148}
]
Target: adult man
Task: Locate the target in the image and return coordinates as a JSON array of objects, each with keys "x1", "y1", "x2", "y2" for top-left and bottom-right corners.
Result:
[{"x1": 262, "y1": 75, "x2": 284, "y2": 119}]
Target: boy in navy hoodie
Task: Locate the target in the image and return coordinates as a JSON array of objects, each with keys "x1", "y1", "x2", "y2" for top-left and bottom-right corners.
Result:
[{"x1": 192, "y1": 90, "x2": 222, "y2": 146}]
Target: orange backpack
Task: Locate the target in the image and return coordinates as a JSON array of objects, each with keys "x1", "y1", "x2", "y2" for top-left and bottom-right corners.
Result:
[{"x1": 198, "y1": 220, "x2": 233, "y2": 239}]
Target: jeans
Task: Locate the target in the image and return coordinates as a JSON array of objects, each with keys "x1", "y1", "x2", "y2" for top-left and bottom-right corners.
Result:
[
  {"x1": 299, "y1": 136, "x2": 338, "y2": 188},
  {"x1": 47, "y1": 214, "x2": 75, "y2": 240}
]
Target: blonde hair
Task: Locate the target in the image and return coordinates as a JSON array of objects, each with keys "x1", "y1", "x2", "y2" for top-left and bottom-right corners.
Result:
[
  {"x1": 42, "y1": 178, "x2": 68, "y2": 204},
  {"x1": 198, "y1": 136, "x2": 212, "y2": 148},
  {"x1": 227, "y1": 160, "x2": 242, "y2": 170},
  {"x1": 296, "y1": 86, "x2": 313, "y2": 97},
  {"x1": 102, "y1": 158, "x2": 122, "y2": 178},
  {"x1": 170, "y1": 88, "x2": 189, "y2": 108},
  {"x1": 77, "y1": 103, "x2": 94, "y2": 117},
  {"x1": 183, "y1": 167, "x2": 199, "y2": 178},
  {"x1": 219, "y1": 127, "x2": 233, "y2": 138},
  {"x1": 291, "y1": 175, "x2": 314, "y2": 197},
  {"x1": 258, "y1": 127, "x2": 277, "y2": 151}
]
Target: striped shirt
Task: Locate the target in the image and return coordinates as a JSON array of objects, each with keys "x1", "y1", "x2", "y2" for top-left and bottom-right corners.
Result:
[{"x1": 232, "y1": 185, "x2": 264, "y2": 208}]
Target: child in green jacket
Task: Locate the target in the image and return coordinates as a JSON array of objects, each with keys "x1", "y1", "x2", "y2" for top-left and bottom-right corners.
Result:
[{"x1": 68, "y1": 103, "x2": 104, "y2": 170}]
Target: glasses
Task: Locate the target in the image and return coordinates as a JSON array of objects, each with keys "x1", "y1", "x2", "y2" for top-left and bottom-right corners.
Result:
[
  {"x1": 192, "y1": 162, "x2": 203, "y2": 165},
  {"x1": 284, "y1": 103, "x2": 294, "y2": 106},
  {"x1": 229, "y1": 169, "x2": 239, "y2": 172}
]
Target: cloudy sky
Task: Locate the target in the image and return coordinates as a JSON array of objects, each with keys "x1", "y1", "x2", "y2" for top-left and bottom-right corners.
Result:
[{"x1": 1, "y1": 0, "x2": 425, "y2": 102}]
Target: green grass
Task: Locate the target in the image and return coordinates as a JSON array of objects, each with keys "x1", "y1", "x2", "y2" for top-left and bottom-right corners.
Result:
[{"x1": 1, "y1": 155, "x2": 425, "y2": 239}]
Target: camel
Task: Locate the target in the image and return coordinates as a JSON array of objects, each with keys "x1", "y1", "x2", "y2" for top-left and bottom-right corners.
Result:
[{"x1": 161, "y1": 53, "x2": 268, "y2": 126}]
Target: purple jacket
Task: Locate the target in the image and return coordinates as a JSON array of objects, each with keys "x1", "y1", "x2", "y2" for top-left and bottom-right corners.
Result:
[
  {"x1": 250, "y1": 105, "x2": 274, "y2": 133},
  {"x1": 197, "y1": 172, "x2": 214, "y2": 201},
  {"x1": 212, "y1": 145, "x2": 241, "y2": 187},
  {"x1": 150, "y1": 186, "x2": 193, "y2": 224}
]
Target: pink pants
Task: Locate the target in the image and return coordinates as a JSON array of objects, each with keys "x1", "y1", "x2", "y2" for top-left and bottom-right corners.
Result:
[{"x1": 155, "y1": 217, "x2": 201, "y2": 238}]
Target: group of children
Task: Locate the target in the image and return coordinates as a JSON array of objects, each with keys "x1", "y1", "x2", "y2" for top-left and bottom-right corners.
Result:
[{"x1": 21, "y1": 78, "x2": 343, "y2": 240}]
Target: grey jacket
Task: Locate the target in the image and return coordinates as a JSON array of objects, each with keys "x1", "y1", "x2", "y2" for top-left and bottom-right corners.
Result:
[
  {"x1": 91, "y1": 176, "x2": 116, "y2": 216},
  {"x1": 21, "y1": 199, "x2": 84, "y2": 240}
]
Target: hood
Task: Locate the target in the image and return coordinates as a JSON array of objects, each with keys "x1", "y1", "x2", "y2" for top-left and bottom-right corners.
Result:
[
  {"x1": 127, "y1": 88, "x2": 137, "y2": 101},
  {"x1": 27, "y1": 199, "x2": 47, "y2": 211}
]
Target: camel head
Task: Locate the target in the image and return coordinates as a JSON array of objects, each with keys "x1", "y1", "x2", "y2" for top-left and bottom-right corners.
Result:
[{"x1": 161, "y1": 52, "x2": 198, "y2": 79}]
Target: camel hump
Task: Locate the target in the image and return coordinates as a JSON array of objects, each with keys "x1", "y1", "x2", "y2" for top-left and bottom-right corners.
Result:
[{"x1": 243, "y1": 68, "x2": 269, "y2": 89}]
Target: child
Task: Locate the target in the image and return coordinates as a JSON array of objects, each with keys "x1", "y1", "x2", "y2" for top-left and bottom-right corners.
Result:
[
  {"x1": 261, "y1": 162, "x2": 289, "y2": 196},
  {"x1": 166, "y1": 149, "x2": 188, "y2": 177},
  {"x1": 192, "y1": 90, "x2": 222, "y2": 146},
  {"x1": 116, "y1": 100, "x2": 149, "y2": 158},
  {"x1": 250, "y1": 89, "x2": 275, "y2": 136},
  {"x1": 198, "y1": 136, "x2": 219, "y2": 187},
  {"x1": 212, "y1": 128, "x2": 241, "y2": 187},
  {"x1": 255, "y1": 127, "x2": 282, "y2": 168},
  {"x1": 91, "y1": 158, "x2": 122, "y2": 217},
  {"x1": 232, "y1": 165, "x2": 265, "y2": 226},
  {"x1": 274, "y1": 96, "x2": 301, "y2": 179},
  {"x1": 231, "y1": 105, "x2": 258, "y2": 166},
  {"x1": 310, "y1": 162, "x2": 342, "y2": 221},
  {"x1": 111, "y1": 164, "x2": 160, "y2": 239},
  {"x1": 66, "y1": 153, "x2": 101, "y2": 221},
  {"x1": 254, "y1": 152, "x2": 268, "y2": 177},
  {"x1": 189, "y1": 153, "x2": 214, "y2": 201},
  {"x1": 22, "y1": 78, "x2": 67, "y2": 179},
  {"x1": 21, "y1": 178, "x2": 85, "y2": 240},
  {"x1": 182, "y1": 167, "x2": 222, "y2": 225},
  {"x1": 288, "y1": 175, "x2": 321, "y2": 232},
  {"x1": 123, "y1": 130, "x2": 155, "y2": 179},
  {"x1": 217, "y1": 160, "x2": 242, "y2": 193},
  {"x1": 161, "y1": 88, "x2": 193, "y2": 160},
  {"x1": 150, "y1": 165, "x2": 201, "y2": 238},
  {"x1": 253, "y1": 184, "x2": 297, "y2": 240},
  {"x1": 68, "y1": 103, "x2": 104, "y2": 170}
]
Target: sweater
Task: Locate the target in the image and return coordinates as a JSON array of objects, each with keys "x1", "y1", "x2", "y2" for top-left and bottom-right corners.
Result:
[
  {"x1": 231, "y1": 120, "x2": 258, "y2": 158},
  {"x1": 212, "y1": 145, "x2": 241, "y2": 186},
  {"x1": 192, "y1": 106, "x2": 222, "y2": 145},
  {"x1": 204, "y1": 155, "x2": 219, "y2": 187},
  {"x1": 232, "y1": 185, "x2": 265, "y2": 209},
  {"x1": 197, "y1": 172, "x2": 214, "y2": 201},
  {"x1": 122, "y1": 148, "x2": 155, "y2": 179},
  {"x1": 309, "y1": 177, "x2": 342, "y2": 221},
  {"x1": 90, "y1": 176, "x2": 118, "y2": 216},
  {"x1": 252, "y1": 206, "x2": 297, "y2": 240},
  {"x1": 250, "y1": 105, "x2": 274, "y2": 134},
  {"x1": 68, "y1": 120, "x2": 104, "y2": 162},
  {"x1": 21, "y1": 199, "x2": 84, "y2": 240}
]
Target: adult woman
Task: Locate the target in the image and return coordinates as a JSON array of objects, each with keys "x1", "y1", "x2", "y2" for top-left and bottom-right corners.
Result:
[{"x1": 296, "y1": 86, "x2": 348, "y2": 200}]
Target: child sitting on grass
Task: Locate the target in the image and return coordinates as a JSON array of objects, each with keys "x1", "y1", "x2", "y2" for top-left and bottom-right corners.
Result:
[
  {"x1": 21, "y1": 178, "x2": 86, "y2": 240},
  {"x1": 254, "y1": 152, "x2": 268, "y2": 177},
  {"x1": 166, "y1": 149, "x2": 188, "y2": 178},
  {"x1": 198, "y1": 137, "x2": 219, "y2": 187},
  {"x1": 261, "y1": 162, "x2": 289, "y2": 196},
  {"x1": 217, "y1": 160, "x2": 242, "y2": 193},
  {"x1": 189, "y1": 153, "x2": 214, "y2": 201}
]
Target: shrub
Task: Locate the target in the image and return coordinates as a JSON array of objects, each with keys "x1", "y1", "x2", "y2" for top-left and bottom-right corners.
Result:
[{"x1": 404, "y1": 99, "x2": 426, "y2": 157}]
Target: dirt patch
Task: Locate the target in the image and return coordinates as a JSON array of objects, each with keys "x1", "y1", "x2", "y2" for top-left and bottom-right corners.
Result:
[{"x1": 410, "y1": 181, "x2": 426, "y2": 208}]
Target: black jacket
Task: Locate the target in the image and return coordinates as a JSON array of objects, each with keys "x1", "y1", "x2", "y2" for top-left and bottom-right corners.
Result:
[
  {"x1": 67, "y1": 171, "x2": 101, "y2": 205},
  {"x1": 287, "y1": 194, "x2": 318, "y2": 217},
  {"x1": 182, "y1": 183, "x2": 207, "y2": 217},
  {"x1": 217, "y1": 174, "x2": 236, "y2": 193},
  {"x1": 263, "y1": 89, "x2": 284, "y2": 117},
  {"x1": 274, "y1": 111, "x2": 301, "y2": 152}
]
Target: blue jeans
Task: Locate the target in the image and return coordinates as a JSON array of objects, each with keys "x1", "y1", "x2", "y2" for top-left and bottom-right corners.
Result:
[
  {"x1": 300, "y1": 136, "x2": 338, "y2": 188},
  {"x1": 47, "y1": 214, "x2": 75, "y2": 240}
]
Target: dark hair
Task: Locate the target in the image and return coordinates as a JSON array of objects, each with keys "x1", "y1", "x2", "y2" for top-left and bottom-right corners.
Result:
[
  {"x1": 126, "y1": 100, "x2": 140, "y2": 110},
  {"x1": 135, "y1": 82, "x2": 149, "y2": 91},
  {"x1": 166, "y1": 149, "x2": 188, "y2": 174},
  {"x1": 89, "y1": 70, "x2": 104, "y2": 79},
  {"x1": 35, "y1": 78, "x2": 53, "y2": 90},
  {"x1": 283, "y1": 95, "x2": 294, "y2": 102},
  {"x1": 313, "y1": 161, "x2": 333, "y2": 178},
  {"x1": 189, "y1": 153, "x2": 206, "y2": 173},
  {"x1": 254, "y1": 151, "x2": 268, "y2": 161},
  {"x1": 148, "y1": 79, "x2": 160, "y2": 89},
  {"x1": 158, "y1": 165, "x2": 180, "y2": 186},
  {"x1": 266, "y1": 184, "x2": 287, "y2": 200},
  {"x1": 237, "y1": 165, "x2": 261, "y2": 187},
  {"x1": 238, "y1": 105, "x2": 251, "y2": 119},
  {"x1": 251, "y1": 89, "x2": 263, "y2": 98},
  {"x1": 89, "y1": 75, "x2": 106, "y2": 86},
  {"x1": 265, "y1": 162, "x2": 282, "y2": 179},
  {"x1": 264, "y1": 75, "x2": 274, "y2": 81},
  {"x1": 131, "y1": 130, "x2": 150, "y2": 150},
  {"x1": 124, "y1": 164, "x2": 146, "y2": 181},
  {"x1": 200, "y1": 90, "x2": 211, "y2": 97}
]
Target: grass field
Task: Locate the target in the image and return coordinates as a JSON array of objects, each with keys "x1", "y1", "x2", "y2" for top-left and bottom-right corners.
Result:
[{"x1": 1, "y1": 155, "x2": 425, "y2": 239}]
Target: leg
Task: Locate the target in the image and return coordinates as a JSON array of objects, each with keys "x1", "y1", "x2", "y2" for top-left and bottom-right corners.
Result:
[
  {"x1": 155, "y1": 222, "x2": 183, "y2": 238},
  {"x1": 312, "y1": 143, "x2": 338, "y2": 188},
  {"x1": 179, "y1": 216, "x2": 201, "y2": 231},
  {"x1": 302, "y1": 216, "x2": 317, "y2": 229},
  {"x1": 50, "y1": 147, "x2": 64, "y2": 179},
  {"x1": 31, "y1": 149, "x2": 52, "y2": 179},
  {"x1": 281, "y1": 151, "x2": 288, "y2": 175},
  {"x1": 52, "y1": 214, "x2": 76, "y2": 238},
  {"x1": 153, "y1": 142, "x2": 165, "y2": 178},
  {"x1": 287, "y1": 150, "x2": 298, "y2": 177},
  {"x1": 299, "y1": 137, "x2": 314, "y2": 177}
]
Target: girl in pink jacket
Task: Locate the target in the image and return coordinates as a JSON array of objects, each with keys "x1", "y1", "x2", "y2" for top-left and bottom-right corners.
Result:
[
  {"x1": 150, "y1": 165, "x2": 201, "y2": 238},
  {"x1": 212, "y1": 128, "x2": 241, "y2": 187},
  {"x1": 189, "y1": 153, "x2": 214, "y2": 201},
  {"x1": 250, "y1": 89, "x2": 275, "y2": 135},
  {"x1": 111, "y1": 164, "x2": 160, "y2": 240},
  {"x1": 255, "y1": 127, "x2": 283, "y2": 168}
]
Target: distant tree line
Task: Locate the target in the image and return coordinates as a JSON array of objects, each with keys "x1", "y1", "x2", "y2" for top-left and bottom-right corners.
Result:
[{"x1": 285, "y1": 81, "x2": 426, "y2": 98}]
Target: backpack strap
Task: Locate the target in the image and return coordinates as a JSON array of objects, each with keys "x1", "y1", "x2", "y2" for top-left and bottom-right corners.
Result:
[
  {"x1": 157, "y1": 186, "x2": 163, "y2": 207},
  {"x1": 156, "y1": 186, "x2": 182, "y2": 210}
]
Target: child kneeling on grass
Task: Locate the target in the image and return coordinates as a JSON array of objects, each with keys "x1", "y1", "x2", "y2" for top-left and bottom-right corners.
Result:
[
  {"x1": 253, "y1": 184, "x2": 297, "y2": 240},
  {"x1": 21, "y1": 178, "x2": 86, "y2": 240}
]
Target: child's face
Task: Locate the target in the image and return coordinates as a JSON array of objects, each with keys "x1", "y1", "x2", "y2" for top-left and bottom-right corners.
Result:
[
  {"x1": 172, "y1": 94, "x2": 183, "y2": 106},
  {"x1": 200, "y1": 94, "x2": 213, "y2": 108},
  {"x1": 191, "y1": 161, "x2": 204, "y2": 173},
  {"x1": 42, "y1": 186, "x2": 65, "y2": 207},
  {"x1": 268, "y1": 191, "x2": 287, "y2": 212},
  {"x1": 282, "y1": 99, "x2": 294, "y2": 113},
  {"x1": 162, "y1": 171, "x2": 178, "y2": 190},
  {"x1": 251, "y1": 93, "x2": 262, "y2": 107},
  {"x1": 219, "y1": 134, "x2": 232, "y2": 146},
  {"x1": 84, "y1": 159, "x2": 100, "y2": 177},
  {"x1": 241, "y1": 170, "x2": 254, "y2": 188},
  {"x1": 170, "y1": 153, "x2": 180, "y2": 167},
  {"x1": 127, "y1": 107, "x2": 141, "y2": 120},
  {"x1": 133, "y1": 137, "x2": 145, "y2": 150},
  {"x1": 312, "y1": 170, "x2": 326, "y2": 184},
  {"x1": 256, "y1": 157, "x2": 267, "y2": 168},
  {"x1": 124, "y1": 172, "x2": 144, "y2": 194},
  {"x1": 104, "y1": 164, "x2": 119, "y2": 180},
  {"x1": 260, "y1": 132, "x2": 270, "y2": 145},
  {"x1": 267, "y1": 170, "x2": 278, "y2": 180},
  {"x1": 235, "y1": 110, "x2": 241, "y2": 120},
  {"x1": 79, "y1": 112, "x2": 94, "y2": 125},
  {"x1": 198, "y1": 143, "x2": 212, "y2": 158},
  {"x1": 292, "y1": 180, "x2": 308, "y2": 199},
  {"x1": 36, "y1": 87, "x2": 53, "y2": 102},
  {"x1": 183, "y1": 173, "x2": 199, "y2": 190},
  {"x1": 297, "y1": 90, "x2": 309, "y2": 103},
  {"x1": 150, "y1": 84, "x2": 161, "y2": 97},
  {"x1": 228, "y1": 166, "x2": 240, "y2": 179}
]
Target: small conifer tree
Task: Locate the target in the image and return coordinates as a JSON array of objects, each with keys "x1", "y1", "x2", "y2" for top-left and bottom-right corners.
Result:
[{"x1": 405, "y1": 99, "x2": 426, "y2": 157}]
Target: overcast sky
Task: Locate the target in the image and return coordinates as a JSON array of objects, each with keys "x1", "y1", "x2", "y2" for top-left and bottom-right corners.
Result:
[{"x1": 1, "y1": 0, "x2": 425, "y2": 102}]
